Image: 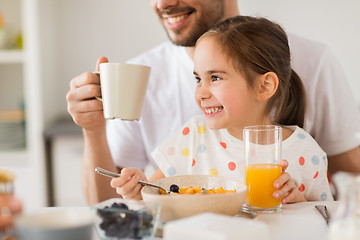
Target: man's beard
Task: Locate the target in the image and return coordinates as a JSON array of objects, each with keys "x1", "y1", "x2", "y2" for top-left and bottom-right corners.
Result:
[{"x1": 164, "y1": 22, "x2": 212, "y2": 47}]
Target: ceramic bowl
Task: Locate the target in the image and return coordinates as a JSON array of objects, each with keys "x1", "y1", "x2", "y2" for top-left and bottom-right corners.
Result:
[
  {"x1": 91, "y1": 198, "x2": 161, "y2": 239},
  {"x1": 141, "y1": 175, "x2": 247, "y2": 222},
  {"x1": 15, "y1": 207, "x2": 94, "y2": 240}
]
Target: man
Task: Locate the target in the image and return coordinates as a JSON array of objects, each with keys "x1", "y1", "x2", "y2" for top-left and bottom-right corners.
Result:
[{"x1": 66, "y1": 0, "x2": 360, "y2": 205}]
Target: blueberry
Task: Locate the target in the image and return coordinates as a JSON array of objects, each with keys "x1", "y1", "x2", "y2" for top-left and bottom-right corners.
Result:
[
  {"x1": 170, "y1": 184, "x2": 180, "y2": 193},
  {"x1": 99, "y1": 220, "x2": 111, "y2": 231},
  {"x1": 111, "y1": 202, "x2": 129, "y2": 209},
  {"x1": 104, "y1": 222, "x2": 121, "y2": 237},
  {"x1": 141, "y1": 212, "x2": 153, "y2": 225},
  {"x1": 97, "y1": 208, "x2": 117, "y2": 220}
]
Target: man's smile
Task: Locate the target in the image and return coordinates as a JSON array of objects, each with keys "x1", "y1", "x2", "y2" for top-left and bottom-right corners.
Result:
[{"x1": 163, "y1": 12, "x2": 192, "y2": 29}]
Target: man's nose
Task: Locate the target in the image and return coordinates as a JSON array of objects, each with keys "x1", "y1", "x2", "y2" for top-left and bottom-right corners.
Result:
[{"x1": 154, "y1": 0, "x2": 178, "y2": 11}]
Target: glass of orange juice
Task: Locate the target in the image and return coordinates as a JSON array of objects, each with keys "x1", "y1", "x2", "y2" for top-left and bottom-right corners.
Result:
[{"x1": 243, "y1": 125, "x2": 282, "y2": 213}]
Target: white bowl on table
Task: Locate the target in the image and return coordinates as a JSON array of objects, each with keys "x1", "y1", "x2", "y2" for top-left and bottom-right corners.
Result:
[
  {"x1": 141, "y1": 175, "x2": 247, "y2": 222},
  {"x1": 15, "y1": 207, "x2": 94, "y2": 240}
]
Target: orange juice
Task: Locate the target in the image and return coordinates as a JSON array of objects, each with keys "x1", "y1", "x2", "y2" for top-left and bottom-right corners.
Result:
[{"x1": 245, "y1": 163, "x2": 282, "y2": 208}]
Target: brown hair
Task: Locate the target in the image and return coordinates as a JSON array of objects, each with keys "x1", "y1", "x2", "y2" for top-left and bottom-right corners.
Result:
[{"x1": 198, "y1": 16, "x2": 306, "y2": 127}]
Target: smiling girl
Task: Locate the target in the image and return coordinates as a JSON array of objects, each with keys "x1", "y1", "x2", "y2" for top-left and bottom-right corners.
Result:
[{"x1": 111, "y1": 16, "x2": 333, "y2": 203}]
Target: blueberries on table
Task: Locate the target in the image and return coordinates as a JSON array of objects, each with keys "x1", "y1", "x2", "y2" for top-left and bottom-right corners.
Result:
[{"x1": 97, "y1": 202, "x2": 154, "y2": 239}]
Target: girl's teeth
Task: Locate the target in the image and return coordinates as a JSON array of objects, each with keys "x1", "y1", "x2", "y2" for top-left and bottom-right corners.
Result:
[
  {"x1": 205, "y1": 107, "x2": 223, "y2": 114},
  {"x1": 167, "y1": 15, "x2": 185, "y2": 24}
]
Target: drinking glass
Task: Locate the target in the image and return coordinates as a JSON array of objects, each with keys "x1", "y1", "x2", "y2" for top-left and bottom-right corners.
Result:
[{"x1": 243, "y1": 125, "x2": 282, "y2": 213}]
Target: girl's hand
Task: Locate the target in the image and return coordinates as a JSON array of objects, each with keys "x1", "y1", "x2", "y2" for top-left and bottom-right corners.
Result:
[
  {"x1": 110, "y1": 168, "x2": 147, "y2": 200},
  {"x1": 273, "y1": 160, "x2": 306, "y2": 203}
]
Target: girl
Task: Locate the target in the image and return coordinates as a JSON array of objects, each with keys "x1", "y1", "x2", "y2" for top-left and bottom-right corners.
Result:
[{"x1": 111, "y1": 16, "x2": 332, "y2": 203}]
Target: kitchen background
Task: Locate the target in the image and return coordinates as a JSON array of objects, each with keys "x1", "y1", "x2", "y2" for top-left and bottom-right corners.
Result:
[{"x1": 0, "y1": 0, "x2": 359, "y2": 212}]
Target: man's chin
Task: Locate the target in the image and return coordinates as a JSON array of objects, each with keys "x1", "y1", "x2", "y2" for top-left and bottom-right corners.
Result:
[
  {"x1": 171, "y1": 40, "x2": 196, "y2": 47},
  {"x1": 166, "y1": 32, "x2": 197, "y2": 47},
  {"x1": 168, "y1": 37, "x2": 194, "y2": 47}
]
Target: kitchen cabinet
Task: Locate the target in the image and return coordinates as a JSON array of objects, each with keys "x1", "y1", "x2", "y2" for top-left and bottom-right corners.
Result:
[
  {"x1": 0, "y1": 1, "x2": 25, "y2": 156},
  {"x1": 0, "y1": 0, "x2": 165, "y2": 210},
  {"x1": 52, "y1": 135, "x2": 86, "y2": 207},
  {"x1": 0, "y1": 0, "x2": 47, "y2": 211},
  {"x1": 44, "y1": 118, "x2": 85, "y2": 207}
]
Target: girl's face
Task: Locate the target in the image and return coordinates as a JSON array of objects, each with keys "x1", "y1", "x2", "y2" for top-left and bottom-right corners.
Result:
[{"x1": 193, "y1": 37, "x2": 264, "y2": 137}]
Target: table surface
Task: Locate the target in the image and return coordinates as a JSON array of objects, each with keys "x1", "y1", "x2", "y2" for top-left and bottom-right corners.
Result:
[
  {"x1": 22, "y1": 201, "x2": 337, "y2": 240},
  {"x1": 253, "y1": 201, "x2": 338, "y2": 240},
  {"x1": 89, "y1": 201, "x2": 338, "y2": 240}
]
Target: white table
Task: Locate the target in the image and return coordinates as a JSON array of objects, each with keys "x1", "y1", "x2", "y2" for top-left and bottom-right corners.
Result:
[
  {"x1": 159, "y1": 201, "x2": 338, "y2": 240},
  {"x1": 252, "y1": 201, "x2": 338, "y2": 240},
  {"x1": 21, "y1": 201, "x2": 337, "y2": 240}
]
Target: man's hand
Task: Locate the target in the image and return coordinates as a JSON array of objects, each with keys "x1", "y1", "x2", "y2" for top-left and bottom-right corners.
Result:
[{"x1": 66, "y1": 57, "x2": 108, "y2": 131}]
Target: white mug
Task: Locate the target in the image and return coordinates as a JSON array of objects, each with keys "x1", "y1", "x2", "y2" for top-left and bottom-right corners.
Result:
[{"x1": 96, "y1": 63, "x2": 151, "y2": 120}]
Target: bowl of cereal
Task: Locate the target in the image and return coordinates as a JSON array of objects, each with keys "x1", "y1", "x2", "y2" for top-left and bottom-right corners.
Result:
[
  {"x1": 91, "y1": 198, "x2": 161, "y2": 239},
  {"x1": 141, "y1": 175, "x2": 247, "y2": 222}
]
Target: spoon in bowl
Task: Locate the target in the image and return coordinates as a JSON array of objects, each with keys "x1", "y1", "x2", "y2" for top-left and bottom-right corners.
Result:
[{"x1": 95, "y1": 167, "x2": 168, "y2": 193}]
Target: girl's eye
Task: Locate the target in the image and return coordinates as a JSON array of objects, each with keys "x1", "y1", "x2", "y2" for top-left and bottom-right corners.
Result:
[
  {"x1": 211, "y1": 75, "x2": 221, "y2": 81},
  {"x1": 195, "y1": 76, "x2": 201, "y2": 83}
]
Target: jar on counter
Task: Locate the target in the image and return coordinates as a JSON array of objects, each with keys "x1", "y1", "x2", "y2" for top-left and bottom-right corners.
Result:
[
  {"x1": 329, "y1": 172, "x2": 360, "y2": 240},
  {"x1": 0, "y1": 169, "x2": 22, "y2": 239}
]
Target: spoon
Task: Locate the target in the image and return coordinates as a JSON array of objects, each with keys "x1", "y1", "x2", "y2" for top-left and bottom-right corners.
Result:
[
  {"x1": 95, "y1": 167, "x2": 168, "y2": 193},
  {"x1": 315, "y1": 205, "x2": 330, "y2": 225}
]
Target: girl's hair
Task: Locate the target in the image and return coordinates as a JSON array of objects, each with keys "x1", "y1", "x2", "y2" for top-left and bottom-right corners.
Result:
[{"x1": 198, "y1": 16, "x2": 306, "y2": 128}]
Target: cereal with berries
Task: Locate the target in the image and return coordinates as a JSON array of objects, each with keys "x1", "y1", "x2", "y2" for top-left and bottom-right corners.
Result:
[{"x1": 160, "y1": 184, "x2": 236, "y2": 195}]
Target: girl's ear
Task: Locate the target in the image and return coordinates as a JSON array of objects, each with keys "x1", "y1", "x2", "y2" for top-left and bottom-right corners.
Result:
[{"x1": 256, "y1": 72, "x2": 279, "y2": 101}]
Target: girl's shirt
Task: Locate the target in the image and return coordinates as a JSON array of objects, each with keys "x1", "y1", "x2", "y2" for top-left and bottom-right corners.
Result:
[{"x1": 152, "y1": 115, "x2": 333, "y2": 201}]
